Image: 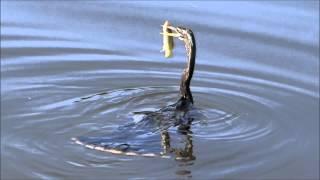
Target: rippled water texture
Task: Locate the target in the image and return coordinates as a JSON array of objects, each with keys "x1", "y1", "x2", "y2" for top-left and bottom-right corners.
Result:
[{"x1": 1, "y1": 1, "x2": 319, "y2": 179}]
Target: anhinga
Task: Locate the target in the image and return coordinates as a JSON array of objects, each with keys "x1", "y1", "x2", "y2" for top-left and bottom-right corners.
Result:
[
  {"x1": 162, "y1": 25, "x2": 196, "y2": 111},
  {"x1": 72, "y1": 22, "x2": 197, "y2": 160}
]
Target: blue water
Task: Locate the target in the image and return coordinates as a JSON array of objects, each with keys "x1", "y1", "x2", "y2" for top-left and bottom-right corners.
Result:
[{"x1": 1, "y1": 1, "x2": 319, "y2": 179}]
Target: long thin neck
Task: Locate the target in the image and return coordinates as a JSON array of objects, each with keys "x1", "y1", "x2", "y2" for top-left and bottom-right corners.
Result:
[{"x1": 180, "y1": 30, "x2": 196, "y2": 103}]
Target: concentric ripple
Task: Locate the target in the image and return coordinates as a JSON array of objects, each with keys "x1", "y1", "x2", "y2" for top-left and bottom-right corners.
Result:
[{"x1": 68, "y1": 84, "x2": 274, "y2": 144}]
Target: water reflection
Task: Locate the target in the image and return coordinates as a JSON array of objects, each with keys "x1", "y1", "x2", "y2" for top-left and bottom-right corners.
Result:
[
  {"x1": 161, "y1": 129, "x2": 195, "y2": 178},
  {"x1": 161, "y1": 130, "x2": 195, "y2": 161}
]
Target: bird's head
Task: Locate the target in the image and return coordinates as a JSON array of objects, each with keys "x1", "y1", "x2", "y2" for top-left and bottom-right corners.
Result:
[{"x1": 162, "y1": 26, "x2": 193, "y2": 42}]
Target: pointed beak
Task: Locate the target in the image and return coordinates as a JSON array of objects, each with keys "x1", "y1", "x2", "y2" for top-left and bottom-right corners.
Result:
[
  {"x1": 160, "y1": 25, "x2": 180, "y2": 37},
  {"x1": 160, "y1": 32, "x2": 180, "y2": 37}
]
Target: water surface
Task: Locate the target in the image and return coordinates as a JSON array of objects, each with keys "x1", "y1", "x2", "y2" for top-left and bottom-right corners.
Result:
[{"x1": 1, "y1": 1, "x2": 319, "y2": 179}]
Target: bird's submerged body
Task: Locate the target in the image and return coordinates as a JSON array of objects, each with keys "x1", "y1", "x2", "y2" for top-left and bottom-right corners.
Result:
[
  {"x1": 73, "y1": 21, "x2": 197, "y2": 159},
  {"x1": 72, "y1": 97, "x2": 198, "y2": 158}
]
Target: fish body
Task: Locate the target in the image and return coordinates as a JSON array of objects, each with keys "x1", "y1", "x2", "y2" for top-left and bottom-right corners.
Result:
[{"x1": 161, "y1": 20, "x2": 174, "y2": 58}]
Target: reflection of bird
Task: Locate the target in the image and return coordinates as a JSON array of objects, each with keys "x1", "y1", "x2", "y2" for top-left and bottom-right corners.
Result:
[{"x1": 72, "y1": 25, "x2": 198, "y2": 160}]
